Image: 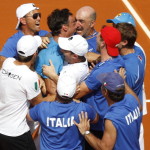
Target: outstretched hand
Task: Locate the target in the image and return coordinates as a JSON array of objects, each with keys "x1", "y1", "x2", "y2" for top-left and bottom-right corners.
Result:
[{"x1": 74, "y1": 111, "x2": 90, "y2": 135}]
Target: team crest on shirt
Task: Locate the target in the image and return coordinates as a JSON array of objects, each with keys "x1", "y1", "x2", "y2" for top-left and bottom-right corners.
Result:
[
  {"x1": 138, "y1": 55, "x2": 142, "y2": 62},
  {"x1": 34, "y1": 81, "x2": 39, "y2": 92}
]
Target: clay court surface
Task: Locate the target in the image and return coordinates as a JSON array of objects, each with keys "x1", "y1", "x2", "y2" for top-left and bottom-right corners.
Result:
[{"x1": 0, "y1": 0, "x2": 150, "y2": 149}]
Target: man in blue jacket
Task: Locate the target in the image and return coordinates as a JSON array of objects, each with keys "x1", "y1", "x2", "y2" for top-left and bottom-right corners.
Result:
[
  {"x1": 75, "y1": 72, "x2": 142, "y2": 150},
  {"x1": 27, "y1": 74, "x2": 99, "y2": 150},
  {"x1": 75, "y1": 26, "x2": 125, "y2": 150},
  {"x1": 0, "y1": 3, "x2": 49, "y2": 68}
]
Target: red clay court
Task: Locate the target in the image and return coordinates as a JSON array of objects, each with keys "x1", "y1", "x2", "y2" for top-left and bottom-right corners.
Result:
[{"x1": 0, "y1": 0, "x2": 150, "y2": 149}]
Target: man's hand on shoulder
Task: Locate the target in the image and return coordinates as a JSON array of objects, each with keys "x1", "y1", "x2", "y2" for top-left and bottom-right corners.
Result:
[{"x1": 39, "y1": 37, "x2": 50, "y2": 49}]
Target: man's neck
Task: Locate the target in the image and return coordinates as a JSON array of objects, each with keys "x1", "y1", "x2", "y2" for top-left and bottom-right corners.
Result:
[
  {"x1": 21, "y1": 27, "x2": 36, "y2": 36},
  {"x1": 108, "y1": 99, "x2": 116, "y2": 106},
  {"x1": 14, "y1": 60, "x2": 31, "y2": 68},
  {"x1": 85, "y1": 28, "x2": 96, "y2": 38},
  {"x1": 120, "y1": 48, "x2": 135, "y2": 56},
  {"x1": 101, "y1": 49, "x2": 112, "y2": 62},
  {"x1": 53, "y1": 36, "x2": 59, "y2": 43},
  {"x1": 105, "y1": 95, "x2": 116, "y2": 106}
]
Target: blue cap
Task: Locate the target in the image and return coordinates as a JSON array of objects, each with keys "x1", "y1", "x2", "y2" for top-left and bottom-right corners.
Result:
[
  {"x1": 106, "y1": 12, "x2": 136, "y2": 26},
  {"x1": 97, "y1": 72, "x2": 125, "y2": 93}
]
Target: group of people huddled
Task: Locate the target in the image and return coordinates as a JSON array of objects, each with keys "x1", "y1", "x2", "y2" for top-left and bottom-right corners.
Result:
[{"x1": 0, "y1": 3, "x2": 147, "y2": 150}]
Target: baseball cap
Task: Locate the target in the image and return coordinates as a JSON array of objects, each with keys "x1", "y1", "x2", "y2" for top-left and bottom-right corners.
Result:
[
  {"x1": 106, "y1": 12, "x2": 136, "y2": 26},
  {"x1": 97, "y1": 72, "x2": 125, "y2": 93},
  {"x1": 17, "y1": 35, "x2": 42, "y2": 57},
  {"x1": 57, "y1": 75, "x2": 77, "y2": 98},
  {"x1": 58, "y1": 35, "x2": 88, "y2": 56},
  {"x1": 100, "y1": 26, "x2": 121, "y2": 56},
  {"x1": 16, "y1": 3, "x2": 39, "y2": 29}
]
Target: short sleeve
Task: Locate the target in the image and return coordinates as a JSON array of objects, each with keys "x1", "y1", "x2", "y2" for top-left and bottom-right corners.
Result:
[
  {"x1": 104, "y1": 111, "x2": 119, "y2": 130},
  {"x1": 85, "y1": 70, "x2": 102, "y2": 91},
  {"x1": 85, "y1": 103, "x2": 97, "y2": 121},
  {"x1": 24, "y1": 72, "x2": 41, "y2": 100},
  {"x1": 0, "y1": 38, "x2": 18, "y2": 58},
  {"x1": 29, "y1": 103, "x2": 41, "y2": 121},
  {"x1": 35, "y1": 50, "x2": 50, "y2": 78}
]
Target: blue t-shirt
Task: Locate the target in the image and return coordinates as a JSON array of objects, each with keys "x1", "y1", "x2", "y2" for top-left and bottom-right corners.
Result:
[
  {"x1": 122, "y1": 51, "x2": 145, "y2": 104},
  {"x1": 104, "y1": 94, "x2": 142, "y2": 150},
  {"x1": 85, "y1": 30, "x2": 99, "y2": 54},
  {"x1": 0, "y1": 30, "x2": 49, "y2": 58},
  {"x1": 35, "y1": 37, "x2": 64, "y2": 78},
  {"x1": 83, "y1": 55, "x2": 125, "y2": 131},
  {"x1": 29, "y1": 101, "x2": 97, "y2": 150}
]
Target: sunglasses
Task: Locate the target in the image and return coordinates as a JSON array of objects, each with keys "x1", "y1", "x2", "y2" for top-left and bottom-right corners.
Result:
[{"x1": 25, "y1": 13, "x2": 41, "y2": 19}]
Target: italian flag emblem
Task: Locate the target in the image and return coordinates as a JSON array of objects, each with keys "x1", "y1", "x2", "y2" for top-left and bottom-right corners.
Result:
[{"x1": 34, "y1": 81, "x2": 39, "y2": 92}]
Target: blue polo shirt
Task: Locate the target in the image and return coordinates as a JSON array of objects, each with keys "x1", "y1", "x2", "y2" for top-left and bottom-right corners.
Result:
[
  {"x1": 122, "y1": 52, "x2": 145, "y2": 104},
  {"x1": 134, "y1": 45, "x2": 146, "y2": 66},
  {"x1": 0, "y1": 30, "x2": 49, "y2": 58},
  {"x1": 29, "y1": 101, "x2": 97, "y2": 150},
  {"x1": 83, "y1": 55, "x2": 125, "y2": 131},
  {"x1": 104, "y1": 94, "x2": 142, "y2": 150},
  {"x1": 85, "y1": 30, "x2": 99, "y2": 54},
  {"x1": 35, "y1": 37, "x2": 64, "y2": 78}
]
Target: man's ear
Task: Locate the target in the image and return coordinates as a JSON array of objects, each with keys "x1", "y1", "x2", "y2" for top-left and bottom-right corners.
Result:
[
  {"x1": 89, "y1": 20, "x2": 95, "y2": 28},
  {"x1": 72, "y1": 53, "x2": 78, "y2": 60},
  {"x1": 121, "y1": 40, "x2": 128, "y2": 46},
  {"x1": 62, "y1": 24, "x2": 68, "y2": 32},
  {"x1": 20, "y1": 17, "x2": 26, "y2": 25},
  {"x1": 101, "y1": 40, "x2": 106, "y2": 49},
  {"x1": 101, "y1": 85, "x2": 108, "y2": 96},
  {"x1": 103, "y1": 88, "x2": 108, "y2": 96}
]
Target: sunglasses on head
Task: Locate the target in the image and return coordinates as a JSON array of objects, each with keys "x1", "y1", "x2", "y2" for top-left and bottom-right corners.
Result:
[{"x1": 25, "y1": 13, "x2": 41, "y2": 19}]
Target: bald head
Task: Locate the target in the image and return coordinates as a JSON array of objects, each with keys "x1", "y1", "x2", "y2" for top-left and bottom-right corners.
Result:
[
  {"x1": 76, "y1": 6, "x2": 96, "y2": 37},
  {"x1": 76, "y1": 6, "x2": 96, "y2": 21}
]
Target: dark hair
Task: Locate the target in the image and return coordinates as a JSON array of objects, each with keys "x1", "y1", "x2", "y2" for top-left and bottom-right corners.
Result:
[
  {"x1": 17, "y1": 54, "x2": 34, "y2": 62},
  {"x1": 57, "y1": 93, "x2": 73, "y2": 103},
  {"x1": 90, "y1": 11, "x2": 96, "y2": 21},
  {"x1": 47, "y1": 8, "x2": 72, "y2": 36},
  {"x1": 102, "y1": 85, "x2": 125, "y2": 102},
  {"x1": 18, "y1": 23, "x2": 22, "y2": 30},
  {"x1": 116, "y1": 23, "x2": 137, "y2": 48}
]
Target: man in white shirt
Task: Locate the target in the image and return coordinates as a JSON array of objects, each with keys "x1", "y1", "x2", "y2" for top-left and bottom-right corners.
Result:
[
  {"x1": 42, "y1": 35, "x2": 89, "y2": 100},
  {"x1": 0, "y1": 35, "x2": 46, "y2": 150}
]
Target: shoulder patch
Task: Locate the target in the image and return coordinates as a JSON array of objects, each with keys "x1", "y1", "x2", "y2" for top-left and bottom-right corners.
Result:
[{"x1": 34, "y1": 81, "x2": 39, "y2": 92}]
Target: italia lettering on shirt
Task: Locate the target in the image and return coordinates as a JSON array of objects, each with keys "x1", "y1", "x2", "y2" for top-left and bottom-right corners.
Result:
[
  {"x1": 46, "y1": 116, "x2": 74, "y2": 127},
  {"x1": 125, "y1": 106, "x2": 140, "y2": 125}
]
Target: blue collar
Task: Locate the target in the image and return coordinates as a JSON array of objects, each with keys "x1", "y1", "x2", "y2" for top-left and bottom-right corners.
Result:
[{"x1": 85, "y1": 30, "x2": 98, "y2": 40}]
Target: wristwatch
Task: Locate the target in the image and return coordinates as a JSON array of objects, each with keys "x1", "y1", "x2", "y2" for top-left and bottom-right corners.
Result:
[{"x1": 83, "y1": 131, "x2": 90, "y2": 136}]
